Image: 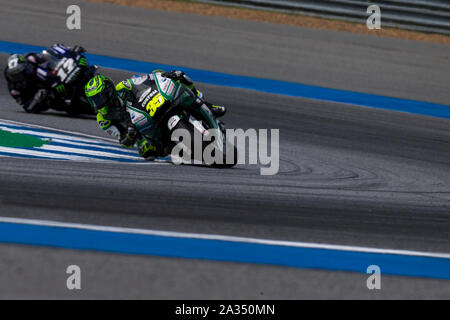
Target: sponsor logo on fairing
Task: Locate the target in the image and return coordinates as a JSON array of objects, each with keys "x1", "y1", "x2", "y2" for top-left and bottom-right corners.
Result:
[
  {"x1": 53, "y1": 45, "x2": 67, "y2": 55},
  {"x1": 36, "y1": 68, "x2": 48, "y2": 80},
  {"x1": 140, "y1": 89, "x2": 158, "y2": 108},
  {"x1": 130, "y1": 109, "x2": 147, "y2": 126},
  {"x1": 167, "y1": 82, "x2": 175, "y2": 96},
  {"x1": 167, "y1": 115, "x2": 181, "y2": 131}
]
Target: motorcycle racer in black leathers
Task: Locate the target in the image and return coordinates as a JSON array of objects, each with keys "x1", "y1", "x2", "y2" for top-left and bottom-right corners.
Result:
[{"x1": 4, "y1": 44, "x2": 92, "y2": 114}]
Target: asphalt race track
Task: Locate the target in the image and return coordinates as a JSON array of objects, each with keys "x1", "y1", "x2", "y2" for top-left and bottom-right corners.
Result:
[{"x1": 0, "y1": 0, "x2": 450, "y2": 299}]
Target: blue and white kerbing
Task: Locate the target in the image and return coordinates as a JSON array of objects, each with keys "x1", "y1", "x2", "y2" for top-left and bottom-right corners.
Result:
[{"x1": 0, "y1": 119, "x2": 170, "y2": 163}]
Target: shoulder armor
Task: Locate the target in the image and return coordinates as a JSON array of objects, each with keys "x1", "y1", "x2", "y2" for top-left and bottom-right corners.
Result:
[{"x1": 116, "y1": 80, "x2": 132, "y2": 91}]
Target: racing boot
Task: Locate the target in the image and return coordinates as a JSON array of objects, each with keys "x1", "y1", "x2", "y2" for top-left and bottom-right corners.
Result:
[
  {"x1": 138, "y1": 138, "x2": 158, "y2": 161},
  {"x1": 120, "y1": 125, "x2": 138, "y2": 149}
]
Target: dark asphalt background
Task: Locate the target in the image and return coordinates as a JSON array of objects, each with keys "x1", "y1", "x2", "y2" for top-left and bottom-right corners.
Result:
[{"x1": 0, "y1": 0, "x2": 449, "y2": 299}]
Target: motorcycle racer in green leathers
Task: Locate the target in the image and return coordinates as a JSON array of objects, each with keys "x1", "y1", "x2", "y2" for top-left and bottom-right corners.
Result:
[{"x1": 84, "y1": 70, "x2": 226, "y2": 160}]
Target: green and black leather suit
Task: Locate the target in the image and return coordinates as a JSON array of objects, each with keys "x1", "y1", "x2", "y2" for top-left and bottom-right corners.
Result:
[{"x1": 96, "y1": 70, "x2": 214, "y2": 159}]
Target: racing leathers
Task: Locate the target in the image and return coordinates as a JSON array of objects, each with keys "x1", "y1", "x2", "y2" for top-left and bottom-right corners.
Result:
[
  {"x1": 4, "y1": 44, "x2": 88, "y2": 113},
  {"x1": 95, "y1": 70, "x2": 222, "y2": 160}
]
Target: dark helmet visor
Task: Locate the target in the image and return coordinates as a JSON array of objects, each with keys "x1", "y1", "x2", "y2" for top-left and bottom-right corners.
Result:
[
  {"x1": 88, "y1": 81, "x2": 115, "y2": 111},
  {"x1": 5, "y1": 63, "x2": 34, "y2": 89}
]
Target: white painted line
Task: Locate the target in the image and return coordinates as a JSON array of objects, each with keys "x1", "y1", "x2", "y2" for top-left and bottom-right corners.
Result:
[
  {"x1": 1, "y1": 123, "x2": 141, "y2": 155},
  {"x1": 39, "y1": 144, "x2": 142, "y2": 160},
  {"x1": 0, "y1": 119, "x2": 116, "y2": 143},
  {"x1": 48, "y1": 138, "x2": 137, "y2": 154},
  {"x1": 0, "y1": 216, "x2": 449, "y2": 259},
  {"x1": 0, "y1": 146, "x2": 90, "y2": 161}
]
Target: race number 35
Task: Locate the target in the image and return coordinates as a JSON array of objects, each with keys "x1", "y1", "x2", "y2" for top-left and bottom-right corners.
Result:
[{"x1": 146, "y1": 93, "x2": 165, "y2": 116}]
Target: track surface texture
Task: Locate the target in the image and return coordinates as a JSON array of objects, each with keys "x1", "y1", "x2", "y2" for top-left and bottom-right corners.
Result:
[{"x1": 0, "y1": 0, "x2": 449, "y2": 299}]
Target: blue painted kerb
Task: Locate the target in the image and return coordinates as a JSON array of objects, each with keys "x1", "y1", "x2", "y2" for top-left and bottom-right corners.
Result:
[
  {"x1": 0, "y1": 222, "x2": 449, "y2": 280},
  {"x1": 1, "y1": 40, "x2": 450, "y2": 119}
]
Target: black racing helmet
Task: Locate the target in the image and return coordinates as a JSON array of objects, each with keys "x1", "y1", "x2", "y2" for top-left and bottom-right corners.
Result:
[{"x1": 4, "y1": 54, "x2": 34, "y2": 88}]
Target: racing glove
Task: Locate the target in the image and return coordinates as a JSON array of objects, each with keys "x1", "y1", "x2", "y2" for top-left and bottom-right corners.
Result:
[
  {"x1": 164, "y1": 70, "x2": 194, "y2": 87},
  {"x1": 120, "y1": 125, "x2": 138, "y2": 148},
  {"x1": 71, "y1": 45, "x2": 86, "y2": 54}
]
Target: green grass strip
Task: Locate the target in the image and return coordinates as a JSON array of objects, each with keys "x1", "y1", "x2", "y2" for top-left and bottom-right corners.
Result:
[{"x1": 0, "y1": 129, "x2": 49, "y2": 148}]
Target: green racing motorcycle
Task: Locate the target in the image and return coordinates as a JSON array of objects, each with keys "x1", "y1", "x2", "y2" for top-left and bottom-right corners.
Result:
[{"x1": 128, "y1": 71, "x2": 238, "y2": 168}]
